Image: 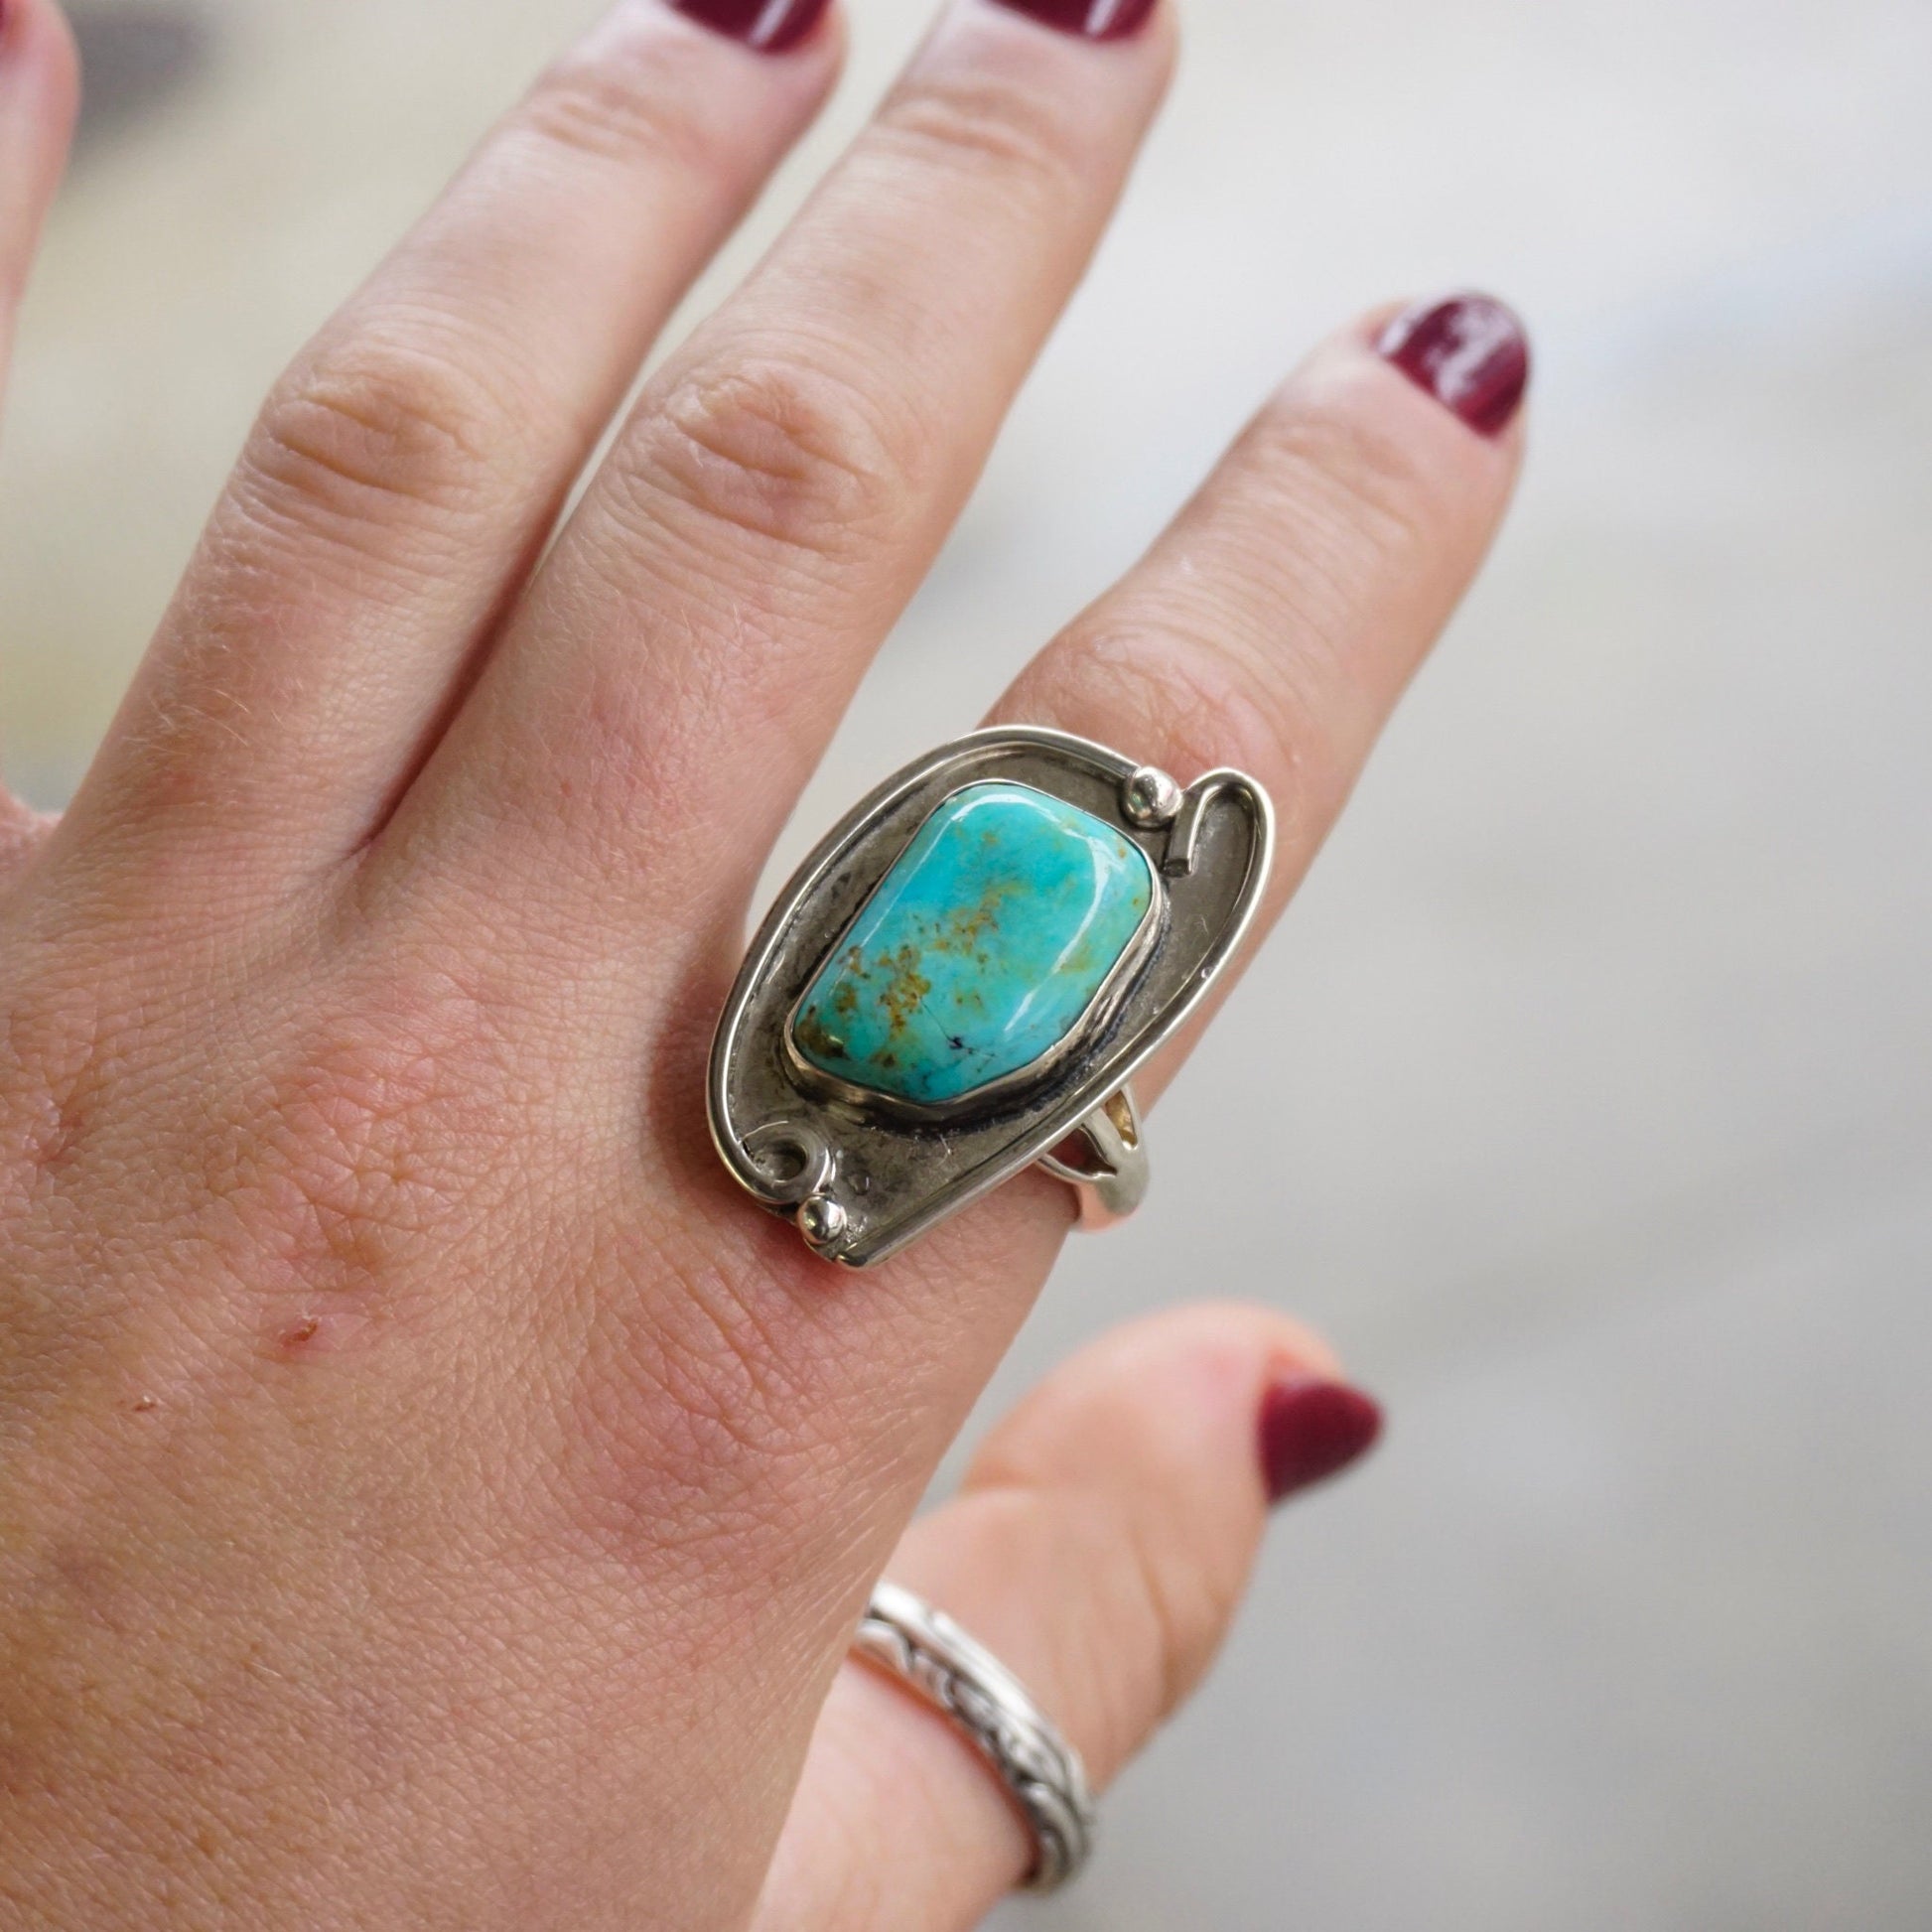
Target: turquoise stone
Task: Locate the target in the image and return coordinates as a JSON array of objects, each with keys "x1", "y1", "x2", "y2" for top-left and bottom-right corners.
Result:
[{"x1": 792, "y1": 781, "x2": 1156, "y2": 1109}]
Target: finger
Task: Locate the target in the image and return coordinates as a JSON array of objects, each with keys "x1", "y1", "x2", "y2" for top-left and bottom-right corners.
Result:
[
  {"x1": 754, "y1": 1304, "x2": 1381, "y2": 1931},
  {"x1": 58, "y1": 0, "x2": 841, "y2": 888},
  {"x1": 388, "y1": 0, "x2": 1175, "y2": 971},
  {"x1": 992, "y1": 292, "x2": 1530, "y2": 1105},
  {"x1": 0, "y1": 0, "x2": 78, "y2": 870}
]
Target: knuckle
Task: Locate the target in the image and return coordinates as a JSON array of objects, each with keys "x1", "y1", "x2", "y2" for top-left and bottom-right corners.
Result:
[
  {"x1": 879, "y1": 68, "x2": 1089, "y2": 202},
  {"x1": 1025, "y1": 617, "x2": 1342, "y2": 824},
  {"x1": 1019, "y1": 372, "x2": 1479, "y2": 844},
  {"x1": 520, "y1": 37, "x2": 723, "y2": 176},
  {"x1": 621, "y1": 351, "x2": 918, "y2": 565},
  {"x1": 244, "y1": 332, "x2": 514, "y2": 534}
]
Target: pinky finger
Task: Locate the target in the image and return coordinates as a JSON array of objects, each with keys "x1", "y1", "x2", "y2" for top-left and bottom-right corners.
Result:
[
  {"x1": 754, "y1": 1304, "x2": 1382, "y2": 1932},
  {"x1": 0, "y1": 0, "x2": 79, "y2": 870}
]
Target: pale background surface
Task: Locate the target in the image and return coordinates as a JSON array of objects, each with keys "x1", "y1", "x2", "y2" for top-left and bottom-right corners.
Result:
[{"x1": 4, "y1": 3, "x2": 1929, "y2": 1926}]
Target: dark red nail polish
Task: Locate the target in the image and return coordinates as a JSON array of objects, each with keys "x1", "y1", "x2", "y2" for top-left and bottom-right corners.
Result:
[
  {"x1": 1377, "y1": 292, "x2": 1530, "y2": 438},
  {"x1": 1258, "y1": 1374, "x2": 1382, "y2": 1504},
  {"x1": 667, "y1": 0, "x2": 832, "y2": 54},
  {"x1": 989, "y1": 0, "x2": 1160, "y2": 41}
]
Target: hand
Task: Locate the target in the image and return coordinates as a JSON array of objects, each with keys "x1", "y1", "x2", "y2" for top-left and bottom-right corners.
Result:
[{"x1": 0, "y1": 0, "x2": 1524, "y2": 1925}]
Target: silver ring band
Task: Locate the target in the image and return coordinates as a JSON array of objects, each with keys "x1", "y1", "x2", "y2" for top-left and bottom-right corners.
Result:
[
  {"x1": 853, "y1": 1580, "x2": 1097, "y2": 1892},
  {"x1": 1035, "y1": 1083, "x2": 1147, "y2": 1228}
]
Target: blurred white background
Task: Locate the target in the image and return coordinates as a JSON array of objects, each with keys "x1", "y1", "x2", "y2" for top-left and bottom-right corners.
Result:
[{"x1": 3, "y1": 2, "x2": 1929, "y2": 1925}]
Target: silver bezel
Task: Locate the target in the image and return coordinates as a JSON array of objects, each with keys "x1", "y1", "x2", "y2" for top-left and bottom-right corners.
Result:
[
  {"x1": 708, "y1": 727, "x2": 1273, "y2": 1268},
  {"x1": 778, "y1": 777, "x2": 1167, "y2": 1125}
]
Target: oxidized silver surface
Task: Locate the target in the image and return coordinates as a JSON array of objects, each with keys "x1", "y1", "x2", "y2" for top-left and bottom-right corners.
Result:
[
  {"x1": 708, "y1": 726, "x2": 1273, "y2": 1268},
  {"x1": 854, "y1": 1580, "x2": 1098, "y2": 1892}
]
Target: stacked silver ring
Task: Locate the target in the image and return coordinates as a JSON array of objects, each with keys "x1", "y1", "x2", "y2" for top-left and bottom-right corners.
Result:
[{"x1": 854, "y1": 1582, "x2": 1097, "y2": 1891}]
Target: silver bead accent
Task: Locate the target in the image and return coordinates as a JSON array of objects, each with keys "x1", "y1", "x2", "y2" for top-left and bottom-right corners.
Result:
[
  {"x1": 1121, "y1": 764, "x2": 1182, "y2": 828},
  {"x1": 795, "y1": 1193, "x2": 849, "y2": 1252}
]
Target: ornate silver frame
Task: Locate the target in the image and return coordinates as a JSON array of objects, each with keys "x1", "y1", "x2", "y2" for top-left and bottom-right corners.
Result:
[{"x1": 708, "y1": 727, "x2": 1273, "y2": 1268}]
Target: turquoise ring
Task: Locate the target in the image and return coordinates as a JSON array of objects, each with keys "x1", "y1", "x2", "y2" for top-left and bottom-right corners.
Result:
[{"x1": 708, "y1": 728, "x2": 1273, "y2": 1268}]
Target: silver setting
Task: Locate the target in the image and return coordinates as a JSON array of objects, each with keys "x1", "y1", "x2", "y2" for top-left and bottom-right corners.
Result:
[
  {"x1": 854, "y1": 1580, "x2": 1097, "y2": 1893},
  {"x1": 708, "y1": 727, "x2": 1274, "y2": 1268},
  {"x1": 1035, "y1": 1085, "x2": 1147, "y2": 1227}
]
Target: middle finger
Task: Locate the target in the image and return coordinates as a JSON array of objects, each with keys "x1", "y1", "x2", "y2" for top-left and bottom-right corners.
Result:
[{"x1": 390, "y1": 0, "x2": 1173, "y2": 974}]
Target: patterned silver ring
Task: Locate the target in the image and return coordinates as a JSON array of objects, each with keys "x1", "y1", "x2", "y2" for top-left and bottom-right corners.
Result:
[{"x1": 852, "y1": 1580, "x2": 1097, "y2": 1892}]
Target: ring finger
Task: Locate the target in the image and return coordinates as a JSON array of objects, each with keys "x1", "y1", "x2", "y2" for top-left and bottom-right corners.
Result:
[
  {"x1": 839, "y1": 295, "x2": 1530, "y2": 1365},
  {"x1": 991, "y1": 291, "x2": 1529, "y2": 1107}
]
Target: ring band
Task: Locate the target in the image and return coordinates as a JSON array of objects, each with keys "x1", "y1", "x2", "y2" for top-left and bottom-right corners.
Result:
[
  {"x1": 853, "y1": 1580, "x2": 1098, "y2": 1892},
  {"x1": 709, "y1": 728, "x2": 1272, "y2": 1267},
  {"x1": 1036, "y1": 1082, "x2": 1147, "y2": 1228}
]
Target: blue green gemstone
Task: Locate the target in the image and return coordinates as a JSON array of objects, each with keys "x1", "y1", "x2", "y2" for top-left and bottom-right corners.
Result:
[{"x1": 791, "y1": 781, "x2": 1156, "y2": 1109}]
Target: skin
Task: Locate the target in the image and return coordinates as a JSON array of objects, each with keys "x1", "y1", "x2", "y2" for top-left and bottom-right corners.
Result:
[{"x1": 0, "y1": 2, "x2": 1522, "y2": 1927}]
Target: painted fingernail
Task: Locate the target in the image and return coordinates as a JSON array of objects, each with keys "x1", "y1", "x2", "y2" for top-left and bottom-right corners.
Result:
[
  {"x1": 666, "y1": 0, "x2": 832, "y2": 54},
  {"x1": 988, "y1": 0, "x2": 1161, "y2": 41},
  {"x1": 1377, "y1": 292, "x2": 1530, "y2": 438},
  {"x1": 1258, "y1": 1374, "x2": 1383, "y2": 1503}
]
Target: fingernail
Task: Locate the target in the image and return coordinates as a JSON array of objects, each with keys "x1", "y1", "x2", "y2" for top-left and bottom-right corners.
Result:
[
  {"x1": 666, "y1": 0, "x2": 833, "y2": 54},
  {"x1": 988, "y1": 0, "x2": 1161, "y2": 41},
  {"x1": 1258, "y1": 1374, "x2": 1383, "y2": 1504},
  {"x1": 1377, "y1": 292, "x2": 1530, "y2": 438}
]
